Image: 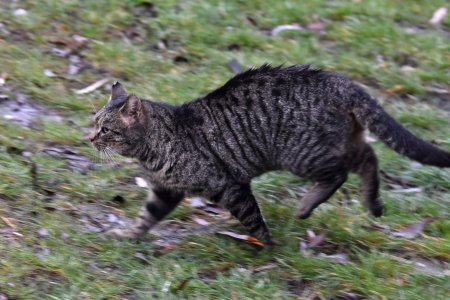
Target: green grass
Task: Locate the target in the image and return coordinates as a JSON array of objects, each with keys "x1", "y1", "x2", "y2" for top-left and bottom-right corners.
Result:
[{"x1": 1, "y1": 0, "x2": 449, "y2": 299}]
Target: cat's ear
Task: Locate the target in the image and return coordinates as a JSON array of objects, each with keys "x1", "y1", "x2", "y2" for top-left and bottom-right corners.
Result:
[
  {"x1": 110, "y1": 81, "x2": 128, "y2": 102},
  {"x1": 119, "y1": 94, "x2": 143, "y2": 124}
]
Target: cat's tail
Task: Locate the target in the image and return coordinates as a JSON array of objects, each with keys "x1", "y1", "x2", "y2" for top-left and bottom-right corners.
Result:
[{"x1": 351, "y1": 85, "x2": 450, "y2": 167}]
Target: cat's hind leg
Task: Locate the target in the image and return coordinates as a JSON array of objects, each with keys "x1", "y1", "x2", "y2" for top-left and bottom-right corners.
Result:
[
  {"x1": 296, "y1": 173, "x2": 347, "y2": 219},
  {"x1": 352, "y1": 144, "x2": 384, "y2": 217},
  {"x1": 106, "y1": 188, "x2": 184, "y2": 238},
  {"x1": 215, "y1": 184, "x2": 273, "y2": 246}
]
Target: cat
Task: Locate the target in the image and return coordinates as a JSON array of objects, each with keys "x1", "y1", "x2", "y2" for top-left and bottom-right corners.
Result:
[{"x1": 90, "y1": 65, "x2": 450, "y2": 246}]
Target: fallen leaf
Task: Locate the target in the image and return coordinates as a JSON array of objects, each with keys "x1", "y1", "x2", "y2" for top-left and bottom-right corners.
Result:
[
  {"x1": 400, "y1": 65, "x2": 416, "y2": 73},
  {"x1": 253, "y1": 263, "x2": 278, "y2": 273},
  {"x1": 307, "y1": 231, "x2": 327, "y2": 248},
  {"x1": 135, "y1": 177, "x2": 148, "y2": 188},
  {"x1": 187, "y1": 197, "x2": 206, "y2": 208},
  {"x1": 429, "y1": 7, "x2": 448, "y2": 25},
  {"x1": 74, "y1": 78, "x2": 109, "y2": 95},
  {"x1": 334, "y1": 291, "x2": 364, "y2": 300},
  {"x1": 14, "y1": 8, "x2": 28, "y2": 16},
  {"x1": 192, "y1": 218, "x2": 210, "y2": 226},
  {"x1": 0, "y1": 72, "x2": 8, "y2": 86},
  {"x1": 37, "y1": 228, "x2": 50, "y2": 238},
  {"x1": 43, "y1": 69, "x2": 57, "y2": 77},
  {"x1": 386, "y1": 84, "x2": 407, "y2": 95},
  {"x1": 271, "y1": 24, "x2": 303, "y2": 36},
  {"x1": 203, "y1": 205, "x2": 226, "y2": 215},
  {"x1": 391, "y1": 187, "x2": 423, "y2": 193},
  {"x1": 0, "y1": 293, "x2": 9, "y2": 300},
  {"x1": 392, "y1": 218, "x2": 434, "y2": 239},
  {"x1": 228, "y1": 58, "x2": 242, "y2": 74},
  {"x1": 317, "y1": 253, "x2": 348, "y2": 264},
  {"x1": 51, "y1": 47, "x2": 70, "y2": 58},
  {"x1": 299, "y1": 241, "x2": 309, "y2": 255},
  {"x1": 217, "y1": 231, "x2": 264, "y2": 247},
  {"x1": 134, "y1": 252, "x2": 150, "y2": 264},
  {"x1": 365, "y1": 221, "x2": 391, "y2": 233},
  {"x1": 306, "y1": 20, "x2": 326, "y2": 32},
  {"x1": 1, "y1": 217, "x2": 17, "y2": 230}
]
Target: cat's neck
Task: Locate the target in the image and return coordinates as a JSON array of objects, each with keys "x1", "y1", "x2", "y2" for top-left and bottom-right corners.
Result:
[{"x1": 133, "y1": 100, "x2": 179, "y2": 171}]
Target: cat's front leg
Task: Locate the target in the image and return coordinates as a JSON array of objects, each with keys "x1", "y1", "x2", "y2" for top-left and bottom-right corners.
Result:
[
  {"x1": 106, "y1": 187, "x2": 184, "y2": 239},
  {"x1": 217, "y1": 184, "x2": 273, "y2": 247}
]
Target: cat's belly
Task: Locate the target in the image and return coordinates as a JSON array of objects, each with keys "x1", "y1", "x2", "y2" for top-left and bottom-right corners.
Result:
[{"x1": 142, "y1": 161, "x2": 229, "y2": 197}]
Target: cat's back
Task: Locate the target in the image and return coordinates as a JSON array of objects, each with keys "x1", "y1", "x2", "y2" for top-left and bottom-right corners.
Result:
[{"x1": 173, "y1": 65, "x2": 354, "y2": 182}]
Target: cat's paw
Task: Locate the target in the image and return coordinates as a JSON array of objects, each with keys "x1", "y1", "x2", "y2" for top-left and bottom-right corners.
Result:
[
  {"x1": 296, "y1": 206, "x2": 313, "y2": 219},
  {"x1": 370, "y1": 203, "x2": 385, "y2": 218},
  {"x1": 105, "y1": 228, "x2": 144, "y2": 239}
]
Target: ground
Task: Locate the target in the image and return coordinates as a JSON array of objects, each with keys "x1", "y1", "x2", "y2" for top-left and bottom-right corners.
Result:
[{"x1": 0, "y1": 0, "x2": 449, "y2": 299}]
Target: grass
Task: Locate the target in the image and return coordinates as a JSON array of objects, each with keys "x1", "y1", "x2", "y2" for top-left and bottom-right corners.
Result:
[{"x1": 0, "y1": 0, "x2": 449, "y2": 299}]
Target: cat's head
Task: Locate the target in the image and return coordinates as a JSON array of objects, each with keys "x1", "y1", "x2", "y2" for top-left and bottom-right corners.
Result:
[{"x1": 90, "y1": 82, "x2": 147, "y2": 157}]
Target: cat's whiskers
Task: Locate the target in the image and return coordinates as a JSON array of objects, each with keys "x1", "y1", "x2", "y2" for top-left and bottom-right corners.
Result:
[{"x1": 102, "y1": 147, "x2": 121, "y2": 167}]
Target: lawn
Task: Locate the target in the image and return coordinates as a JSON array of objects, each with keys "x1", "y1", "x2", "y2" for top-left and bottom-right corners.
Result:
[{"x1": 0, "y1": 0, "x2": 449, "y2": 299}]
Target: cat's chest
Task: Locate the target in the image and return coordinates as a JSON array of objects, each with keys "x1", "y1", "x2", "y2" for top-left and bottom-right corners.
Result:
[{"x1": 140, "y1": 156, "x2": 227, "y2": 195}]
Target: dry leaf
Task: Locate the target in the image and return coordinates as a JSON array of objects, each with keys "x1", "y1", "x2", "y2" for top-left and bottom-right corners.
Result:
[
  {"x1": 192, "y1": 218, "x2": 210, "y2": 226},
  {"x1": 1, "y1": 217, "x2": 17, "y2": 230},
  {"x1": 429, "y1": 7, "x2": 448, "y2": 25},
  {"x1": 253, "y1": 263, "x2": 278, "y2": 273},
  {"x1": 271, "y1": 24, "x2": 303, "y2": 36},
  {"x1": 317, "y1": 253, "x2": 348, "y2": 264},
  {"x1": 391, "y1": 187, "x2": 423, "y2": 193},
  {"x1": 134, "y1": 252, "x2": 150, "y2": 264},
  {"x1": 307, "y1": 231, "x2": 326, "y2": 248},
  {"x1": 44, "y1": 69, "x2": 57, "y2": 77},
  {"x1": 188, "y1": 197, "x2": 206, "y2": 208},
  {"x1": 300, "y1": 241, "x2": 309, "y2": 255},
  {"x1": 14, "y1": 8, "x2": 28, "y2": 16},
  {"x1": 0, "y1": 293, "x2": 9, "y2": 300},
  {"x1": 392, "y1": 218, "x2": 433, "y2": 239},
  {"x1": 217, "y1": 231, "x2": 264, "y2": 247},
  {"x1": 386, "y1": 85, "x2": 407, "y2": 95},
  {"x1": 74, "y1": 78, "x2": 109, "y2": 95},
  {"x1": 37, "y1": 228, "x2": 50, "y2": 238},
  {"x1": 0, "y1": 72, "x2": 8, "y2": 86},
  {"x1": 306, "y1": 20, "x2": 326, "y2": 32},
  {"x1": 366, "y1": 221, "x2": 391, "y2": 233}
]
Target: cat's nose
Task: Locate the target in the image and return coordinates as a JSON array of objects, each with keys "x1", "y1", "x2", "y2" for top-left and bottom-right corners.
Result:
[{"x1": 88, "y1": 132, "x2": 96, "y2": 142}]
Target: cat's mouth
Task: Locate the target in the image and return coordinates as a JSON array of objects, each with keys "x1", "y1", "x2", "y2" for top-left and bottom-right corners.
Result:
[{"x1": 92, "y1": 141, "x2": 107, "y2": 151}]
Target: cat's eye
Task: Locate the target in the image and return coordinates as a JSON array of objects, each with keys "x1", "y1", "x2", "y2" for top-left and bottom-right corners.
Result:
[{"x1": 100, "y1": 127, "x2": 110, "y2": 134}]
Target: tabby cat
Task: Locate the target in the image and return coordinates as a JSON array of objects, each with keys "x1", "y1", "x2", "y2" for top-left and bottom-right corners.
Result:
[{"x1": 90, "y1": 65, "x2": 450, "y2": 246}]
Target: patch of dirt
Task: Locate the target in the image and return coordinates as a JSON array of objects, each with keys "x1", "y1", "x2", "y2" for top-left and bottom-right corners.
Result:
[
  {"x1": 0, "y1": 91, "x2": 63, "y2": 127},
  {"x1": 43, "y1": 146, "x2": 97, "y2": 173},
  {"x1": 74, "y1": 200, "x2": 234, "y2": 252}
]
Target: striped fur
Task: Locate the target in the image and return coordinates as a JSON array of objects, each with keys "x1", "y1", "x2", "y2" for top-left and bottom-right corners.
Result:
[{"x1": 91, "y1": 66, "x2": 450, "y2": 245}]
